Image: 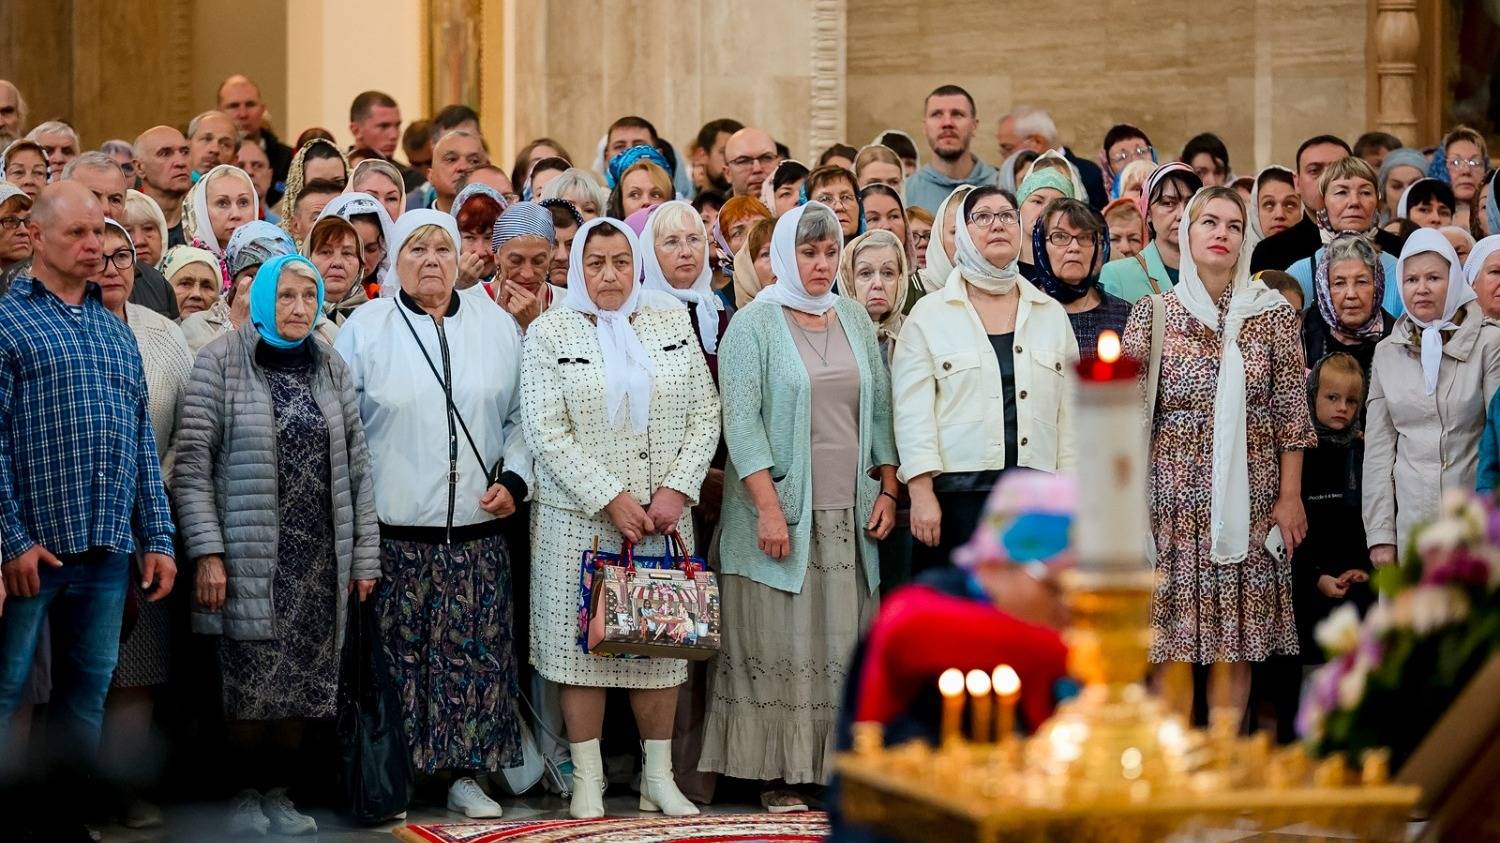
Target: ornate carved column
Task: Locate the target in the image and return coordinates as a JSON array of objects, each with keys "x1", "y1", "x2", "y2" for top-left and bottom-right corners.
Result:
[
  {"x1": 1372, "y1": 0, "x2": 1421, "y2": 144},
  {"x1": 808, "y1": 0, "x2": 847, "y2": 159}
]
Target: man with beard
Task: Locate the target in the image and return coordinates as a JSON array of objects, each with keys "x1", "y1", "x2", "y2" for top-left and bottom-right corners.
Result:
[
  {"x1": 694, "y1": 118, "x2": 743, "y2": 195},
  {"x1": 904, "y1": 85, "x2": 998, "y2": 214}
]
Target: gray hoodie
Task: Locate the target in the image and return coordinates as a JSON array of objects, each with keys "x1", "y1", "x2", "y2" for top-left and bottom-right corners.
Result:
[{"x1": 904, "y1": 157, "x2": 999, "y2": 214}]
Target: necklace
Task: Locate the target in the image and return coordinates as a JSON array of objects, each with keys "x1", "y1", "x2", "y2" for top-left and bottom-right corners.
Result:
[{"x1": 791, "y1": 312, "x2": 833, "y2": 366}]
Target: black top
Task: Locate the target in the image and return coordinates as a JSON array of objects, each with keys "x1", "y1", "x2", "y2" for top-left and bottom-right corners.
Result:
[
  {"x1": 260, "y1": 126, "x2": 295, "y2": 207},
  {"x1": 1301, "y1": 309, "x2": 1393, "y2": 375},
  {"x1": 1067, "y1": 291, "x2": 1133, "y2": 356},
  {"x1": 989, "y1": 332, "x2": 1020, "y2": 469},
  {"x1": 129, "y1": 261, "x2": 179, "y2": 320},
  {"x1": 1062, "y1": 148, "x2": 1109, "y2": 210},
  {"x1": 1017, "y1": 260, "x2": 1038, "y2": 283},
  {"x1": 254, "y1": 336, "x2": 315, "y2": 370},
  {"x1": 1293, "y1": 436, "x2": 1374, "y2": 661},
  {"x1": 1251, "y1": 214, "x2": 1407, "y2": 273}
]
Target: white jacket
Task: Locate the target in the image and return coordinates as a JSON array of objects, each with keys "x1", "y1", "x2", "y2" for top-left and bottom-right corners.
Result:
[
  {"x1": 334, "y1": 288, "x2": 533, "y2": 530},
  {"x1": 891, "y1": 267, "x2": 1078, "y2": 482}
]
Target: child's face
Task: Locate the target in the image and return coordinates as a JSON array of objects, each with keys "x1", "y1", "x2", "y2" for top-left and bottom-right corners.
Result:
[{"x1": 1315, "y1": 371, "x2": 1363, "y2": 431}]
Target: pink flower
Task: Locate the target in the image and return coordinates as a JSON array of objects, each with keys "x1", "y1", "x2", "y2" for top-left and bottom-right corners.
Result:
[{"x1": 1422, "y1": 548, "x2": 1491, "y2": 589}]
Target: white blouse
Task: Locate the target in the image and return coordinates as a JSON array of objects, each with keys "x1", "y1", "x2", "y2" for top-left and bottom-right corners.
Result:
[{"x1": 334, "y1": 288, "x2": 533, "y2": 530}]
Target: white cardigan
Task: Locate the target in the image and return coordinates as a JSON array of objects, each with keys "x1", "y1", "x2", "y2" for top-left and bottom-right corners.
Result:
[
  {"x1": 333, "y1": 287, "x2": 533, "y2": 529},
  {"x1": 890, "y1": 267, "x2": 1078, "y2": 482}
]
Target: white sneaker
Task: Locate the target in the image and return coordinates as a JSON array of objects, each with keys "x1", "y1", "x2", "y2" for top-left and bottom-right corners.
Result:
[
  {"x1": 447, "y1": 777, "x2": 503, "y2": 819},
  {"x1": 227, "y1": 789, "x2": 269, "y2": 837},
  {"x1": 261, "y1": 787, "x2": 317, "y2": 835}
]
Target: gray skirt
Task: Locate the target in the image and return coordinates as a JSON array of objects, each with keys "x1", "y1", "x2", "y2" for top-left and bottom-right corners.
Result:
[{"x1": 698, "y1": 508, "x2": 876, "y2": 784}]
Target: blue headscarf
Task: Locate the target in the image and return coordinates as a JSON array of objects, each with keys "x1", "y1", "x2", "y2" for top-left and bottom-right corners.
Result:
[
  {"x1": 250, "y1": 254, "x2": 325, "y2": 349},
  {"x1": 1487, "y1": 169, "x2": 1500, "y2": 238},
  {"x1": 491, "y1": 201, "x2": 556, "y2": 252},
  {"x1": 1426, "y1": 147, "x2": 1452, "y2": 184},
  {"x1": 606, "y1": 144, "x2": 672, "y2": 189},
  {"x1": 1030, "y1": 202, "x2": 1110, "y2": 304}
]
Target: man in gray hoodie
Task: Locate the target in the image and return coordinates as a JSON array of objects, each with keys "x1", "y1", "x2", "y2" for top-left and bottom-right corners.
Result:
[{"x1": 904, "y1": 84, "x2": 998, "y2": 214}]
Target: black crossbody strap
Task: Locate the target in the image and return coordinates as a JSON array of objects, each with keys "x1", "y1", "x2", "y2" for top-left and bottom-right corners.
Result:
[{"x1": 394, "y1": 302, "x2": 499, "y2": 482}]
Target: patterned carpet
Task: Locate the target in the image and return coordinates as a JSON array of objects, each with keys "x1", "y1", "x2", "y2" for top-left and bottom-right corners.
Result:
[{"x1": 392, "y1": 812, "x2": 830, "y2": 842}]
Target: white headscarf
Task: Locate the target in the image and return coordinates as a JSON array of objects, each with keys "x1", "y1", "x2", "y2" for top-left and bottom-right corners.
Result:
[
  {"x1": 1398, "y1": 228, "x2": 1476, "y2": 396},
  {"x1": 187, "y1": 164, "x2": 259, "y2": 256},
  {"x1": 563, "y1": 217, "x2": 657, "y2": 434},
  {"x1": 754, "y1": 202, "x2": 842, "y2": 315},
  {"x1": 319, "y1": 191, "x2": 396, "y2": 280},
  {"x1": 1172, "y1": 189, "x2": 1287, "y2": 565},
  {"x1": 1245, "y1": 165, "x2": 1295, "y2": 254},
  {"x1": 640, "y1": 200, "x2": 722, "y2": 353},
  {"x1": 951, "y1": 192, "x2": 1021, "y2": 294},
  {"x1": 382, "y1": 209, "x2": 461, "y2": 299},
  {"x1": 920, "y1": 185, "x2": 976, "y2": 292},
  {"x1": 1465, "y1": 234, "x2": 1500, "y2": 289}
]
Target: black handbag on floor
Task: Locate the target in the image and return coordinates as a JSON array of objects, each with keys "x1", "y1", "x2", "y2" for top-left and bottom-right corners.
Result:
[{"x1": 336, "y1": 595, "x2": 413, "y2": 824}]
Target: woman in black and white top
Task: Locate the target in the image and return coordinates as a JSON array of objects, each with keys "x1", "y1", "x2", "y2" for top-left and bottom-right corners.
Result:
[{"x1": 334, "y1": 209, "x2": 532, "y2": 820}]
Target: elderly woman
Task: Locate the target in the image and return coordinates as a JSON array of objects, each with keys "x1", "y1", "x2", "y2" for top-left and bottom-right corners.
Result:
[
  {"x1": 1033, "y1": 198, "x2": 1129, "y2": 352},
  {"x1": 175, "y1": 254, "x2": 377, "y2": 836},
  {"x1": 1100, "y1": 163, "x2": 1202, "y2": 302},
  {"x1": 860, "y1": 184, "x2": 924, "y2": 311},
  {"x1": 893, "y1": 186, "x2": 1077, "y2": 575},
  {"x1": 2, "y1": 138, "x2": 48, "y2": 200},
  {"x1": 918, "y1": 185, "x2": 976, "y2": 293},
  {"x1": 805, "y1": 165, "x2": 863, "y2": 242},
  {"x1": 520, "y1": 217, "x2": 718, "y2": 819},
  {"x1": 1285, "y1": 157, "x2": 1404, "y2": 317},
  {"x1": 452, "y1": 182, "x2": 508, "y2": 290},
  {"x1": 1121, "y1": 186, "x2": 1315, "y2": 728},
  {"x1": 641, "y1": 200, "x2": 728, "y2": 370},
  {"x1": 842, "y1": 229, "x2": 908, "y2": 364},
  {"x1": 303, "y1": 214, "x2": 365, "y2": 331},
  {"x1": 350, "y1": 158, "x2": 405, "y2": 223},
  {"x1": 319, "y1": 191, "x2": 394, "y2": 299},
  {"x1": 1467, "y1": 235, "x2": 1500, "y2": 319},
  {"x1": 334, "y1": 210, "x2": 530, "y2": 819},
  {"x1": 1100, "y1": 124, "x2": 1156, "y2": 198},
  {"x1": 1103, "y1": 196, "x2": 1146, "y2": 260},
  {"x1": 124, "y1": 189, "x2": 168, "y2": 269},
  {"x1": 1302, "y1": 234, "x2": 1394, "y2": 372},
  {"x1": 1246, "y1": 166, "x2": 1301, "y2": 254},
  {"x1": 94, "y1": 220, "x2": 194, "y2": 827},
  {"x1": 907, "y1": 206, "x2": 933, "y2": 270},
  {"x1": 703, "y1": 202, "x2": 896, "y2": 812},
  {"x1": 180, "y1": 221, "x2": 298, "y2": 353},
  {"x1": 1441, "y1": 126, "x2": 1488, "y2": 230},
  {"x1": 540, "y1": 167, "x2": 607, "y2": 221},
  {"x1": 1364, "y1": 229, "x2": 1500, "y2": 566},
  {"x1": 0, "y1": 183, "x2": 31, "y2": 295},
  {"x1": 183, "y1": 163, "x2": 258, "y2": 259},
  {"x1": 490, "y1": 201, "x2": 559, "y2": 331},
  {"x1": 732, "y1": 218, "x2": 777, "y2": 308},
  {"x1": 163, "y1": 245, "x2": 223, "y2": 321}
]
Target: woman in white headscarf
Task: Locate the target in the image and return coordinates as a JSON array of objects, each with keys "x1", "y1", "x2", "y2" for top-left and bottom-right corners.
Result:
[
  {"x1": 640, "y1": 200, "x2": 726, "y2": 368},
  {"x1": 1121, "y1": 186, "x2": 1315, "y2": 729},
  {"x1": 519, "y1": 217, "x2": 719, "y2": 820},
  {"x1": 917, "y1": 184, "x2": 975, "y2": 293},
  {"x1": 1364, "y1": 229, "x2": 1500, "y2": 565},
  {"x1": 334, "y1": 209, "x2": 532, "y2": 820},
  {"x1": 702, "y1": 202, "x2": 897, "y2": 812},
  {"x1": 892, "y1": 186, "x2": 1077, "y2": 576},
  {"x1": 182, "y1": 163, "x2": 258, "y2": 258},
  {"x1": 319, "y1": 191, "x2": 394, "y2": 299}
]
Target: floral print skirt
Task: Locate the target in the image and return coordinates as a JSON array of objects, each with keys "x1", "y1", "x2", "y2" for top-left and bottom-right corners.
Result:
[{"x1": 376, "y1": 533, "x2": 522, "y2": 774}]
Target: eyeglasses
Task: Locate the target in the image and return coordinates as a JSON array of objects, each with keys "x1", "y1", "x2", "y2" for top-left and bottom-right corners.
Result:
[
  {"x1": 659, "y1": 234, "x2": 705, "y2": 252},
  {"x1": 969, "y1": 209, "x2": 1020, "y2": 229},
  {"x1": 728, "y1": 153, "x2": 777, "y2": 169},
  {"x1": 1046, "y1": 230, "x2": 1092, "y2": 247},
  {"x1": 0, "y1": 214, "x2": 28, "y2": 230},
  {"x1": 912, "y1": 231, "x2": 932, "y2": 247},
  {"x1": 102, "y1": 248, "x2": 135, "y2": 270},
  {"x1": 814, "y1": 192, "x2": 857, "y2": 209},
  {"x1": 1448, "y1": 157, "x2": 1486, "y2": 172},
  {"x1": 1110, "y1": 145, "x2": 1153, "y2": 164}
]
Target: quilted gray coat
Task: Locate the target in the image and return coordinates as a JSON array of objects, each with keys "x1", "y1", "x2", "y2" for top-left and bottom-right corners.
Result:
[{"x1": 173, "y1": 324, "x2": 379, "y2": 646}]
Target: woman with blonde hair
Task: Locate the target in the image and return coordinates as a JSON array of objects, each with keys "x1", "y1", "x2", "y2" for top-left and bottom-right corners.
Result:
[
  {"x1": 350, "y1": 158, "x2": 405, "y2": 223},
  {"x1": 124, "y1": 189, "x2": 169, "y2": 269},
  {"x1": 853, "y1": 144, "x2": 904, "y2": 191}
]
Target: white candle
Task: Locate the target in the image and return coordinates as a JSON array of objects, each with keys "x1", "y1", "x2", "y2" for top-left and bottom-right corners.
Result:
[{"x1": 1074, "y1": 332, "x2": 1150, "y2": 571}]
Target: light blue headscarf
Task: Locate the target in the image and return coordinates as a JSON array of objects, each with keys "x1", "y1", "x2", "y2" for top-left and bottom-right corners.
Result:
[
  {"x1": 606, "y1": 144, "x2": 672, "y2": 189},
  {"x1": 250, "y1": 254, "x2": 325, "y2": 349}
]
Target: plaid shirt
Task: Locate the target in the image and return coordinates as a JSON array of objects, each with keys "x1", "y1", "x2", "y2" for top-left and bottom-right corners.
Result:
[{"x1": 0, "y1": 276, "x2": 174, "y2": 558}]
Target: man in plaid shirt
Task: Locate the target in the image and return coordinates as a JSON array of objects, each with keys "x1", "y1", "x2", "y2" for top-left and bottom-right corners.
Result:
[{"x1": 0, "y1": 182, "x2": 177, "y2": 800}]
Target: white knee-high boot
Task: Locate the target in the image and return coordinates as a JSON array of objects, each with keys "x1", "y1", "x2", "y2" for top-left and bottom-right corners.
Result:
[
  {"x1": 638, "y1": 739, "x2": 699, "y2": 816},
  {"x1": 568, "y1": 739, "x2": 606, "y2": 819}
]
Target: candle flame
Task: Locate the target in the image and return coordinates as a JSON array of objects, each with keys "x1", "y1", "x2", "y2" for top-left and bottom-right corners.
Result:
[
  {"x1": 965, "y1": 669, "x2": 992, "y2": 696},
  {"x1": 938, "y1": 668, "x2": 965, "y2": 698},
  {"x1": 992, "y1": 664, "x2": 1021, "y2": 696},
  {"x1": 1096, "y1": 330, "x2": 1122, "y2": 364}
]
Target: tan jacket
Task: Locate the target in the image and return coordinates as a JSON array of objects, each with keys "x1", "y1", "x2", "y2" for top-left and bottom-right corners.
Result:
[
  {"x1": 1363, "y1": 301, "x2": 1500, "y2": 550},
  {"x1": 891, "y1": 267, "x2": 1078, "y2": 482}
]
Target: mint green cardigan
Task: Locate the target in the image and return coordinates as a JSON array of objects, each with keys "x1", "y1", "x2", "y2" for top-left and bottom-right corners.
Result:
[
  {"x1": 1098, "y1": 241, "x2": 1174, "y2": 304},
  {"x1": 717, "y1": 296, "x2": 897, "y2": 595}
]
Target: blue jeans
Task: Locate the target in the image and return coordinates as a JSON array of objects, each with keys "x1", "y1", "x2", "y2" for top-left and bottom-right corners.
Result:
[{"x1": 0, "y1": 548, "x2": 129, "y2": 778}]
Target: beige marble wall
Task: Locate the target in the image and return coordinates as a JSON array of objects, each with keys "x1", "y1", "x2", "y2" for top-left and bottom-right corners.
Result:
[{"x1": 845, "y1": 0, "x2": 1369, "y2": 175}]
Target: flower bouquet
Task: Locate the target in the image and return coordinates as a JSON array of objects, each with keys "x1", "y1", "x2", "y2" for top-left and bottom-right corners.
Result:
[{"x1": 1298, "y1": 490, "x2": 1500, "y2": 768}]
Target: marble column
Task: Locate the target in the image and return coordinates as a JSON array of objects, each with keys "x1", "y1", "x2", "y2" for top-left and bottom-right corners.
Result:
[{"x1": 1372, "y1": 0, "x2": 1422, "y2": 145}]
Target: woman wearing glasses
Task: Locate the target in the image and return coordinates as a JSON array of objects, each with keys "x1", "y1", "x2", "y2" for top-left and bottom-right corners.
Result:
[
  {"x1": 1441, "y1": 127, "x2": 1488, "y2": 231},
  {"x1": 805, "y1": 165, "x2": 863, "y2": 241},
  {"x1": 891, "y1": 186, "x2": 1077, "y2": 574},
  {"x1": 1099, "y1": 124, "x2": 1156, "y2": 200}
]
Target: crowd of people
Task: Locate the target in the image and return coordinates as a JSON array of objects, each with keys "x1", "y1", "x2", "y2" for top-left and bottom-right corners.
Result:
[{"x1": 0, "y1": 71, "x2": 1497, "y2": 838}]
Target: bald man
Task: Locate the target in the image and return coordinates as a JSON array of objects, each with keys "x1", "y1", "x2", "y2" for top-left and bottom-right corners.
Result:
[
  {"x1": 723, "y1": 127, "x2": 780, "y2": 198},
  {"x1": 219, "y1": 74, "x2": 292, "y2": 204},
  {"x1": 0, "y1": 184, "x2": 176, "y2": 837},
  {"x1": 133, "y1": 125, "x2": 191, "y2": 247}
]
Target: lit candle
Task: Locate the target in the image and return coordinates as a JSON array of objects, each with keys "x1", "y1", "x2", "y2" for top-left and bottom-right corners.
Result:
[
  {"x1": 965, "y1": 669, "x2": 992, "y2": 743},
  {"x1": 1073, "y1": 330, "x2": 1149, "y2": 571},
  {"x1": 938, "y1": 668, "x2": 965, "y2": 747},
  {"x1": 992, "y1": 665, "x2": 1021, "y2": 745}
]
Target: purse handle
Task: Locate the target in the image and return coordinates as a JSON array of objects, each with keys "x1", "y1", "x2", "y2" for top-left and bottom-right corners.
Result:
[{"x1": 608, "y1": 530, "x2": 694, "y2": 573}]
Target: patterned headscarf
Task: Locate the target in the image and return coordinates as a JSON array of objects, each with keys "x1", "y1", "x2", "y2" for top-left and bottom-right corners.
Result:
[
  {"x1": 278, "y1": 138, "x2": 351, "y2": 236},
  {"x1": 605, "y1": 144, "x2": 672, "y2": 190},
  {"x1": 1030, "y1": 202, "x2": 1109, "y2": 305},
  {"x1": 1312, "y1": 234, "x2": 1387, "y2": 345},
  {"x1": 490, "y1": 201, "x2": 556, "y2": 252},
  {"x1": 225, "y1": 220, "x2": 297, "y2": 280}
]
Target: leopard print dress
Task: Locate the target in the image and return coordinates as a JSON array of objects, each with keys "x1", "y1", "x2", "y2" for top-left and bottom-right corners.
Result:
[{"x1": 1123, "y1": 291, "x2": 1316, "y2": 665}]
